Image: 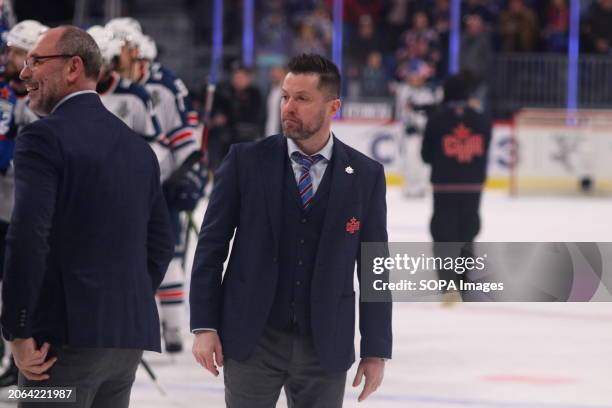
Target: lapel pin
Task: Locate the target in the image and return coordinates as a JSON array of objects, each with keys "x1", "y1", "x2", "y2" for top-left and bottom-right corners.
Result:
[{"x1": 345, "y1": 166, "x2": 354, "y2": 174}]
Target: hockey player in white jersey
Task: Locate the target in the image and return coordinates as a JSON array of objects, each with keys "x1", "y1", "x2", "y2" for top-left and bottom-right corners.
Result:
[
  {"x1": 134, "y1": 33, "x2": 205, "y2": 354},
  {"x1": 105, "y1": 17, "x2": 143, "y2": 81},
  {"x1": 4, "y1": 20, "x2": 46, "y2": 128},
  {"x1": 394, "y1": 60, "x2": 442, "y2": 197},
  {"x1": 87, "y1": 26, "x2": 172, "y2": 181}
]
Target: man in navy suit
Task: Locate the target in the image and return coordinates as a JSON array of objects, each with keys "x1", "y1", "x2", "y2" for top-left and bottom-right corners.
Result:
[
  {"x1": 1, "y1": 26, "x2": 173, "y2": 407},
  {"x1": 191, "y1": 54, "x2": 392, "y2": 407}
]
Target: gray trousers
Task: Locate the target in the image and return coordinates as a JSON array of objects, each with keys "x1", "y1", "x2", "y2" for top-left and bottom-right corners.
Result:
[
  {"x1": 224, "y1": 326, "x2": 346, "y2": 408},
  {"x1": 18, "y1": 346, "x2": 143, "y2": 408}
]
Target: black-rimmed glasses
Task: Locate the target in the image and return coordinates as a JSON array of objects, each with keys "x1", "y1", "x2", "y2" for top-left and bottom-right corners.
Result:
[{"x1": 23, "y1": 54, "x2": 75, "y2": 69}]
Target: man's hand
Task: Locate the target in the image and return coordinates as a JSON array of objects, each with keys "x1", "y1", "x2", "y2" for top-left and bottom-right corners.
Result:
[
  {"x1": 10, "y1": 338, "x2": 57, "y2": 381},
  {"x1": 352, "y1": 357, "x2": 385, "y2": 402},
  {"x1": 192, "y1": 330, "x2": 224, "y2": 376}
]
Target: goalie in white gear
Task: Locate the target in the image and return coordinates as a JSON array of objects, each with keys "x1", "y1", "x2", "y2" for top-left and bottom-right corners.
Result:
[{"x1": 133, "y1": 33, "x2": 206, "y2": 354}]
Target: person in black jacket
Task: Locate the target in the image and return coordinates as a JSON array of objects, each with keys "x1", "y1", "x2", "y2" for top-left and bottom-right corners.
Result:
[
  {"x1": 1, "y1": 26, "x2": 173, "y2": 407},
  {"x1": 208, "y1": 64, "x2": 265, "y2": 171},
  {"x1": 421, "y1": 74, "x2": 492, "y2": 300}
]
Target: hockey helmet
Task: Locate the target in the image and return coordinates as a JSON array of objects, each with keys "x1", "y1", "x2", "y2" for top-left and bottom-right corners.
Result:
[
  {"x1": 137, "y1": 35, "x2": 157, "y2": 61},
  {"x1": 6, "y1": 20, "x2": 48, "y2": 52},
  {"x1": 87, "y1": 25, "x2": 123, "y2": 64},
  {"x1": 105, "y1": 17, "x2": 142, "y2": 45}
]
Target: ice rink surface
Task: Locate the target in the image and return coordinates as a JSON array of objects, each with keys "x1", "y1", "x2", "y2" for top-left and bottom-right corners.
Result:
[{"x1": 2, "y1": 189, "x2": 611, "y2": 407}]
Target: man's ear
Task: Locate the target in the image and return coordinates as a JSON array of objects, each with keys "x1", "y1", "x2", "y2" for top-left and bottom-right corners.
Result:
[
  {"x1": 329, "y1": 98, "x2": 341, "y2": 117},
  {"x1": 65, "y1": 56, "x2": 83, "y2": 84}
]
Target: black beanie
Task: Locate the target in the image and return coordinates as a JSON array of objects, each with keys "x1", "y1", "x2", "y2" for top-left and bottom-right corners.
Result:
[{"x1": 443, "y1": 75, "x2": 470, "y2": 102}]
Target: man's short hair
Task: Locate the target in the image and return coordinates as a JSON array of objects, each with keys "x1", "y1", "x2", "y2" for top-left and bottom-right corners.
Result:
[
  {"x1": 287, "y1": 54, "x2": 341, "y2": 99},
  {"x1": 57, "y1": 26, "x2": 102, "y2": 80}
]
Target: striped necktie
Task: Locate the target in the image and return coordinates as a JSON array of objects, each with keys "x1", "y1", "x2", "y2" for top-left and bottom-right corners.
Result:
[{"x1": 291, "y1": 151, "x2": 324, "y2": 209}]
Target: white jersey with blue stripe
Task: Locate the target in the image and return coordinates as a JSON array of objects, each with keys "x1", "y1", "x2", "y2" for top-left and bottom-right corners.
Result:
[
  {"x1": 140, "y1": 63, "x2": 200, "y2": 171},
  {"x1": 99, "y1": 72, "x2": 162, "y2": 141},
  {"x1": 99, "y1": 72, "x2": 174, "y2": 180}
]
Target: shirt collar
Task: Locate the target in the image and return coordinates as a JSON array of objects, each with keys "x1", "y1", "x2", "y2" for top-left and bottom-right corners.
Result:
[
  {"x1": 51, "y1": 90, "x2": 98, "y2": 113},
  {"x1": 287, "y1": 133, "x2": 334, "y2": 162}
]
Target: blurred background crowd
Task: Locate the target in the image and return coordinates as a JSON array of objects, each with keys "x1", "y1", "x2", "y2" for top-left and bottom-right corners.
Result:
[{"x1": 8, "y1": 0, "x2": 612, "y2": 157}]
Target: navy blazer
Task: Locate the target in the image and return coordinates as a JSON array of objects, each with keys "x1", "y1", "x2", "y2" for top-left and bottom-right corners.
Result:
[
  {"x1": 190, "y1": 134, "x2": 392, "y2": 373},
  {"x1": 1, "y1": 93, "x2": 173, "y2": 352}
]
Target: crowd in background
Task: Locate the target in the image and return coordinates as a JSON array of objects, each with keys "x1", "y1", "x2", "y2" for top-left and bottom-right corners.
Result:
[
  {"x1": 251, "y1": 0, "x2": 612, "y2": 95},
  {"x1": 11, "y1": 0, "x2": 612, "y2": 154}
]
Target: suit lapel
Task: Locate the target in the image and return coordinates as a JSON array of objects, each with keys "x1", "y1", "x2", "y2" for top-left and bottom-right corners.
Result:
[{"x1": 260, "y1": 135, "x2": 286, "y2": 252}]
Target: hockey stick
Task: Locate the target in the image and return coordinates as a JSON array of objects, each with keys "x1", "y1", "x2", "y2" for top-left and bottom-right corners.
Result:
[
  {"x1": 180, "y1": 82, "x2": 216, "y2": 270},
  {"x1": 139, "y1": 358, "x2": 166, "y2": 396}
]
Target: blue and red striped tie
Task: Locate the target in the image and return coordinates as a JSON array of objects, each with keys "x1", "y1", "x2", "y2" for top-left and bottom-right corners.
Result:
[{"x1": 291, "y1": 152, "x2": 324, "y2": 209}]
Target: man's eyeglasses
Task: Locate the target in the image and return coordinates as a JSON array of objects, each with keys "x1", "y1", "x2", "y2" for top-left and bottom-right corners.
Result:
[{"x1": 23, "y1": 54, "x2": 75, "y2": 69}]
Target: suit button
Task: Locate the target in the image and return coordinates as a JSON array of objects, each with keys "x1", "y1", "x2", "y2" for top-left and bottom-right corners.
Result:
[
  {"x1": 272, "y1": 257, "x2": 277, "y2": 263},
  {"x1": 296, "y1": 281, "x2": 301, "y2": 286},
  {"x1": 301, "y1": 218, "x2": 307, "y2": 224},
  {"x1": 299, "y1": 239, "x2": 305, "y2": 244},
  {"x1": 298, "y1": 260, "x2": 303, "y2": 266}
]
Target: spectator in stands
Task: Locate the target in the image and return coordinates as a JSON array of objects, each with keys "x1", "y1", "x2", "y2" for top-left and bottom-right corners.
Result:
[
  {"x1": 256, "y1": 5, "x2": 292, "y2": 66},
  {"x1": 209, "y1": 64, "x2": 264, "y2": 170},
  {"x1": 359, "y1": 51, "x2": 390, "y2": 98},
  {"x1": 499, "y1": 0, "x2": 539, "y2": 52},
  {"x1": 347, "y1": 15, "x2": 385, "y2": 67},
  {"x1": 304, "y1": 4, "x2": 333, "y2": 49},
  {"x1": 432, "y1": 0, "x2": 451, "y2": 80},
  {"x1": 339, "y1": 0, "x2": 384, "y2": 25},
  {"x1": 294, "y1": 21, "x2": 327, "y2": 56},
  {"x1": 345, "y1": 14, "x2": 385, "y2": 97},
  {"x1": 463, "y1": 0, "x2": 495, "y2": 25},
  {"x1": 460, "y1": 14, "x2": 492, "y2": 109},
  {"x1": 584, "y1": 0, "x2": 612, "y2": 54},
  {"x1": 433, "y1": 0, "x2": 451, "y2": 34},
  {"x1": 544, "y1": 0, "x2": 569, "y2": 52},
  {"x1": 383, "y1": 0, "x2": 413, "y2": 52},
  {"x1": 285, "y1": 0, "x2": 320, "y2": 25},
  {"x1": 396, "y1": 11, "x2": 441, "y2": 79}
]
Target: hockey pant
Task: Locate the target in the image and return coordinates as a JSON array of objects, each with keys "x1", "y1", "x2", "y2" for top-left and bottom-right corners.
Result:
[
  {"x1": 401, "y1": 133, "x2": 429, "y2": 195},
  {"x1": 431, "y1": 192, "x2": 482, "y2": 296},
  {"x1": 157, "y1": 208, "x2": 186, "y2": 331}
]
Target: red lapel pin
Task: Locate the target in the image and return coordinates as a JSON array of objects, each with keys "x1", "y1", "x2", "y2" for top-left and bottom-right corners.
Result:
[{"x1": 346, "y1": 217, "x2": 360, "y2": 234}]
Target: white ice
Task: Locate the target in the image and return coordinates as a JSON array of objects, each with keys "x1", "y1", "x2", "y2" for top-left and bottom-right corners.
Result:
[{"x1": 2, "y1": 189, "x2": 611, "y2": 407}]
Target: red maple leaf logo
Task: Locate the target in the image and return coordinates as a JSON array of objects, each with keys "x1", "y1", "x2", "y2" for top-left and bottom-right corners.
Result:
[
  {"x1": 442, "y1": 123, "x2": 484, "y2": 163},
  {"x1": 346, "y1": 217, "x2": 360, "y2": 234}
]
